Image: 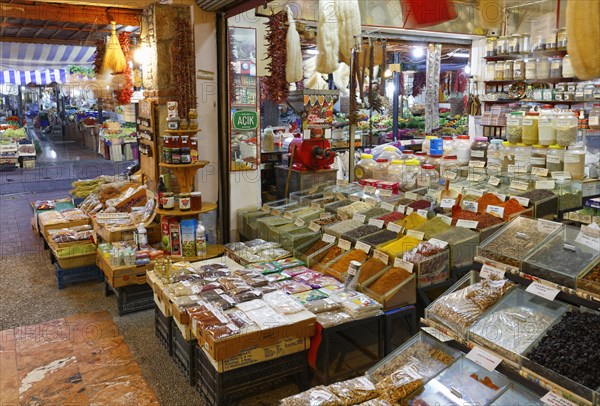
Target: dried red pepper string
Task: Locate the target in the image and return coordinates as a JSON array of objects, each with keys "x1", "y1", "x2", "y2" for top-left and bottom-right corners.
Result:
[
  {"x1": 264, "y1": 11, "x2": 288, "y2": 104},
  {"x1": 115, "y1": 32, "x2": 133, "y2": 105}
]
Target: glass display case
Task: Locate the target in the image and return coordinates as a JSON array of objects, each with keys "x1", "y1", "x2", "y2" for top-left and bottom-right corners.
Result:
[
  {"x1": 433, "y1": 226, "x2": 480, "y2": 269},
  {"x1": 468, "y1": 288, "x2": 568, "y2": 363},
  {"x1": 577, "y1": 262, "x2": 600, "y2": 298},
  {"x1": 489, "y1": 383, "x2": 544, "y2": 406},
  {"x1": 477, "y1": 217, "x2": 565, "y2": 268},
  {"x1": 523, "y1": 225, "x2": 600, "y2": 288}
]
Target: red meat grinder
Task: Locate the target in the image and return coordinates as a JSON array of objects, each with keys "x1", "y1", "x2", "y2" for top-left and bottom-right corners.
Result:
[{"x1": 288, "y1": 133, "x2": 335, "y2": 171}]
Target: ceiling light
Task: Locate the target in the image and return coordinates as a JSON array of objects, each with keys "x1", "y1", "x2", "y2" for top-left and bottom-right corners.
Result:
[
  {"x1": 464, "y1": 65, "x2": 471, "y2": 74},
  {"x1": 412, "y1": 47, "x2": 424, "y2": 58},
  {"x1": 453, "y1": 52, "x2": 470, "y2": 58}
]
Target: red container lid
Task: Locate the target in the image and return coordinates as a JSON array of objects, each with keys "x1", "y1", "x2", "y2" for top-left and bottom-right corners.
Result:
[
  {"x1": 376, "y1": 158, "x2": 387, "y2": 162},
  {"x1": 415, "y1": 151, "x2": 427, "y2": 156},
  {"x1": 444, "y1": 155, "x2": 458, "y2": 160},
  {"x1": 457, "y1": 135, "x2": 470, "y2": 139},
  {"x1": 422, "y1": 164, "x2": 435, "y2": 169}
]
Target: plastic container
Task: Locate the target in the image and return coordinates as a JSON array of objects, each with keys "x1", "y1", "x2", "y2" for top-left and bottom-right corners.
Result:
[
  {"x1": 379, "y1": 146, "x2": 401, "y2": 162},
  {"x1": 503, "y1": 60, "x2": 514, "y2": 80},
  {"x1": 355, "y1": 154, "x2": 376, "y2": 182},
  {"x1": 513, "y1": 59, "x2": 526, "y2": 80},
  {"x1": 497, "y1": 36, "x2": 508, "y2": 55},
  {"x1": 422, "y1": 136, "x2": 438, "y2": 155},
  {"x1": 373, "y1": 158, "x2": 389, "y2": 181},
  {"x1": 550, "y1": 58, "x2": 563, "y2": 78},
  {"x1": 426, "y1": 153, "x2": 443, "y2": 173},
  {"x1": 502, "y1": 142, "x2": 516, "y2": 170},
  {"x1": 563, "y1": 146, "x2": 586, "y2": 180},
  {"x1": 557, "y1": 28, "x2": 567, "y2": 49},
  {"x1": 536, "y1": 58, "x2": 551, "y2": 79},
  {"x1": 546, "y1": 145, "x2": 565, "y2": 172},
  {"x1": 538, "y1": 110, "x2": 556, "y2": 146},
  {"x1": 521, "y1": 111, "x2": 539, "y2": 145},
  {"x1": 387, "y1": 160, "x2": 404, "y2": 183},
  {"x1": 486, "y1": 139, "x2": 503, "y2": 170},
  {"x1": 506, "y1": 113, "x2": 523, "y2": 144},
  {"x1": 441, "y1": 136, "x2": 455, "y2": 156},
  {"x1": 521, "y1": 33, "x2": 531, "y2": 53},
  {"x1": 417, "y1": 164, "x2": 439, "y2": 188},
  {"x1": 562, "y1": 55, "x2": 574, "y2": 78},
  {"x1": 455, "y1": 135, "x2": 471, "y2": 164},
  {"x1": 486, "y1": 36, "x2": 497, "y2": 57},
  {"x1": 470, "y1": 137, "x2": 488, "y2": 162},
  {"x1": 440, "y1": 155, "x2": 459, "y2": 180},
  {"x1": 534, "y1": 33, "x2": 545, "y2": 51},
  {"x1": 401, "y1": 159, "x2": 420, "y2": 191},
  {"x1": 555, "y1": 112, "x2": 578, "y2": 147},
  {"x1": 525, "y1": 58, "x2": 537, "y2": 80},
  {"x1": 508, "y1": 34, "x2": 521, "y2": 54},
  {"x1": 514, "y1": 143, "x2": 532, "y2": 171},
  {"x1": 588, "y1": 104, "x2": 600, "y2": 130},
  {"x1": 531, "y1": 145, "x2": 548, "y2": 169},
  {"x1": 546, "y1": 29, "x2": 558, "y2": 50},
  {"x1": 485, "y1": 62, "x2": 496, "y2": 81},
  {"x1": 494, "y1": 62, "x2": 505, "y2": 81}
]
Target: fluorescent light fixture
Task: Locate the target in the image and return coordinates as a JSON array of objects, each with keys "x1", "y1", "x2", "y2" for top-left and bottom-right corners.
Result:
[
  {"x1": 305, "y1": 49, "x2": 319, "y2": 55},
  {"x1": 453, "y1": 52, "x2": 470, "y2": 58},
  {"x1": 412, "y1": 47, "x2": 424, "y2": 58},
  {"x1": 386, "y1": 82, "x2": 395, "y2": 98},
  {"x1": 464, "y1": 65, "x2": 471, "y2": 74}
]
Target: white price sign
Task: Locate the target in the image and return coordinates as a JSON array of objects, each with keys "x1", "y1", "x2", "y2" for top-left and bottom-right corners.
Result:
[
  {"x1": 480, "y1": 264, "x2": 506, "y2": 280},
  {"x1": 311, "y1": 202, "x2": 321, "y2": 210},
  {"x1": 488, "y1": 176, "x2": 501, "y2": 186},
  {"x1": 387, "y1": 222, "x2": 403, "y2": 233},
  {"x1": 417, "y1": 209, "x2": 429, "y2": 219},
  {"x1": 469, "y1": 160, "x2": 486, "y2": 168},
  {"x1": 368, "y1": 219, "x2": 385, "y2": 229},
  {"x1": 492, "y1": 192, "x2": 507, "y2": 202},
  {"x1": 397, "y1": 205, "x2": 406, "y2": 214},
  {"x1": 355, "y1": 241, "x2": 372, "y2": 254},
  {"x1": 514, "y1": 196, "x2": 530, "y2": 207},
  {"x1": 467, "y1": 346, "x2": 503, "y2": 372},
  {"x1": 380, "y1": 202, "x2": 395, "y2": 212},
  {"x1": 509, "y1": 164, "x2": 529, "y2": 174},
  {"x1": 271, "y1": 208, "x2": 282, "y2": 216},
  {"x1": 468, "y1": 173, "x2": 484, "y2": 182},
  {"x1": 463, "y1": 201, "x2": 479, "y2": 213},
  {"x1": 295, "y1": 218, "x2": 305, "y2": 227},
  {"x1": 353, "y1": 213, "x2": 366, "y2": 223},
  {"x1": 531, "y1": 167, "x2": 549, "y2": 177},
  {"x1": 421, "y1": 327, "x2": 452, "y2": 342},
  {"x1": 283, "y1": 211, "x2": 294, "y2": 220},
  {"x1": 541, "y1": 392, "x2": 579, "y2": 406},
  {"x1": 526, "y1": 282, "x2": 560, "y2": 301},
  {"x1": 349, "y1": 195, "x2": 361, "y2": 202},
  {"x1": 456, "y1": 219, "x2": 478, "y2": 229},
  {"x1": 437, "y1": 214, "x2": 453, "y2": 225},
  {"x1": 379, "y1": 189, "x2": 393, "y2": 197},
  {"x1": 465, "y1": 188, "x2": 484, "y2": 198},
  {"x1": 441, "y1": 199, "x2": 456, "y2": 209},
  {"x1": 551, "y1": 171, "x2": 571, "y2": 180},
  {"x1": 373, "y1": 250, "x2": 389, "y2": 265},
  {"x1": 338, "y1": 239, "x2": 352, "y2": 251},
  {"x1": 406, "y1": 230, "x2": 425, "y2": 240},
  {"x1": 309, "y1": 222, "x2": 321, "y2": 232},
  {"x1": 261, "y1": 204, "x2": 270, "y2": 213},
  {"x1": 536, "y1": 180, "x2": 556, "y2": 190},
  {"x1": 428, "y1": 238, "x2": 449, "y2": 249},
  {"x1": 364, "y1": 185, "x2": 377, "y2": 194},
  {"x1": 394, "y1": 257, "x2": 414, "y2": 273},
  {"x1": 405, "y1": 192, "x2": 419, "y2": 200},
  {"x1": 322, "y1": 234, "x2": 336, "y2": 244},
  {"x1": 510, "y1": 180, "x2": 530, "y2": 191},
  {"x1": 486, "y1": 205, "x2": 505, "y2": 218},
  {"x1": 575, "y1": 230, "x2": 600, "y2": 251},
  {"x1": 405, "y1": 207, "x2": 414, "y2": 215}
]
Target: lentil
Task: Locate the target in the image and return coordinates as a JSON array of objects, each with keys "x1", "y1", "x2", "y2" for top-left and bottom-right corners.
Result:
[
  {"x1": 369, "y1": 267, "x2": 413, "y2": 295},
  {"x1": 341, "y1": 225, "x2": 382, "y2": 243},
  {"x1": 359, "y1": 230, "x2": 399, "y2": 247}
]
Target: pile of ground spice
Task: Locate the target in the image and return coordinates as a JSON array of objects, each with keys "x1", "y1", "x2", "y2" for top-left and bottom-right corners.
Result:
[
  {"x1": 476, "y1": 193, "x2": 504, "y2": 214},
  {"x1": 376, "y1": 211, "x2": 405, "y2": 225},
  {"x1": 369, "y1": 267, "x2": 413, "y2": 295},
  {"x1": 358, "y1": 257, "x2": 388, "y2": 284},
  {"x1": 500, "y1": 198, "x2": 526, "y2": 220},
  {"x1": 327, "y1": 249, "x2": 368, "y2": 281}
]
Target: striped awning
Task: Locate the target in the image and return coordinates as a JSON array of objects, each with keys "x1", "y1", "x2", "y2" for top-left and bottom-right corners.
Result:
[
  {"x1": 0, "y1": 42, "x2": 95, "y2": 71},
  {"x1": 0, "y1": 69, "x2": 67, "y2": 85}
]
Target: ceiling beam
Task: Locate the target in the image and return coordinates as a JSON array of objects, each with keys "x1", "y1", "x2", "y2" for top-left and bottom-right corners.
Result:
[
  {"x1": 0, "y1": 2, "x2": 141, "y2": 27},
  {"x1": 33, "y1": 20, "x2": 50, "y2": 38},
  {"x1": 0, "y1": 35, "x2": 94, "y2": 46}
]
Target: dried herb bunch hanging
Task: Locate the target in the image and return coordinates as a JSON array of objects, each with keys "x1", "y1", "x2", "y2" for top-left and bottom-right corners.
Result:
[
  {"x1": 115, "y1": 32, "x2": 133, "y2": 105},
  {"x1": 172, "y1": 14, "x2": 197, "y2": 119},
  {"x1": 264, "y1": 11, "x2": 288, "y2": 104},
  {"x1": 94, "y1": 39, "x2": 105, "y2": 76}
]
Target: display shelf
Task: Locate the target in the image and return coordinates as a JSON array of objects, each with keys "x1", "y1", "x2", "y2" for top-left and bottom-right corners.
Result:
[
  {"x1": 97, "y1": 251, "x2": 154, "y2": 288},
  {"x1": 168, "y1": 244, "x2": 225, "y2": 262},
  {"x1": 155, "y1": 202, "x2": 217, "y2": 217},
  {"x1": 164, "y1": 129, "x2": 202, "y2": 134},
  {"x1": 138, "y1": 124, "x2": 154, "y2": 132},
  {"x1": 483, "y1": 78, "x2": 576, "y2": 85},
  {"x1": 483, "y1": 49, "x2": 567, "y2": 61},
  {"x1": 159, "y1": 161, "x2": 210, "y2": 192},
  {"x1": 483, "y1": 99, "x2": 597, "y2": 104},
  {"x1": 159, "y1": 161, "x2": 209, "y2": 170}
]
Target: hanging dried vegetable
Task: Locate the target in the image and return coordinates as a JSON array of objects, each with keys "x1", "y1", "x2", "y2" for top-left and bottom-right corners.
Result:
[
  {"x1": 172, "y1": 14, "x2": 197, "y2": 118},
  {"x1": 114, "y1": 32, "x2": 133, "y2": 105},
  {"x1": 316, "y1": 0, "x2": 339, "y2": 74},
  {"x1": 286, "y1": 6, "x2": 303, "y2": 83},
  {"x1": 264, "y1": 11, "x2": 288, "y2": 103},
  {"x1": 337, "y1": 0, "x2": 361, "y2": 65},
  {"x1": 93, "y1": 39, "x2": 105, "y2": 76}
]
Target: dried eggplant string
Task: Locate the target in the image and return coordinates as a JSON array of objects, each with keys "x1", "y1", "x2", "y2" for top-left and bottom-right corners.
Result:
[
  {"x1": 172, "y1": 14, "x2": 196, "y2": 118},
  {"x1": 264, "y1": 11, "x2": 288, "y2": 104}
]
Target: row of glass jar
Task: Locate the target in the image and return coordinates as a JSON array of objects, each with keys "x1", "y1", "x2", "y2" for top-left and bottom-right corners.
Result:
[
  {"x1": 506, "y1": 109, "x2": 579, "y2": 146},
  {"x1": 486, "y1": 56, "x2": 573, "y2": 81},
  {"x1": 485, "y1": 30, "x2": 567, "y2": 57}
]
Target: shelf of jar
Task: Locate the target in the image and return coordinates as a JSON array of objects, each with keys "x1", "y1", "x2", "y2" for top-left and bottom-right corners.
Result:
[
  {"x1": 159, "y1": 161, "x2": 209, "y2": 170},
  {"x1": 164, "y1": 129, "x2": 201, "y2": 134},
  {"x1": 483, "y1": 49, "x2": 568, "y2": 61},
  {"x1": 155, "y1": 202, "x2": 217, "y2": 217},
  {"x1": 483, "y1": 78, "x2": 576, "y2": 85},
  {"x1": 168, "y1": 244, "x2": 225, "y2": 262},
  {"x1": 482, "y1": 99, "x2": 598, "y2": 104}
]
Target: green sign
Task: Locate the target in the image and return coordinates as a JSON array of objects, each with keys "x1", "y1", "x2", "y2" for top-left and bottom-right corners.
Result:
[{"x1": 232, "y1": 111, "x2": 258, "y2": 130}]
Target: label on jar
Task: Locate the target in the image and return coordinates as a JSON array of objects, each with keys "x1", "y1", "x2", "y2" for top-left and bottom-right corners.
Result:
[
  {"x1": 353, "y1": 213, "x2": 366, "y2": 223},
  {"x1": 338, "y1": 239, "x2": 352, "y2": 251},
  {"x1": 394, "y1": 257, "x2": 414, "y2": 273},
  {"x1": 437, "y1": 214, "x2": 453, "y2": 225},
  {"x1": 380, "y1": 202, "x2": 395, "y2": 212},
  {"x1": 457, "y1": 219, "x2": 479, "y2": 229},
  {"x1": 531, "y1": 157, "x2": 547, "y2": 166},
  {"x1": 547, "y1": 155, "x2": 561, "y2": 164},
  {"x1": 564, "y1": 154, "x2": 581, "y2": 163},
  {"x1": 368, "y1": 219, "x2": 385, "y2": 229},
  {"x1": 397, "y1": 205, "x2": 406, "y2": 214},
  {"x1": 405, "y1": 192, "x2": 419, "y2": 200},
  {"x1": 488, "y1": 176, "x2": 502, "y2": 186},
  {"x1": 441, "y1": 198, "x2": 456, "y2": 208},
  {"x1": 444, "y1": 171, "x2": 458, "y2": 180},
  {"x1": 355, "y1": 241, "x2": 372, "y2": 254},
  {"x1": 309, "y1": 222, "x2": 321, "y2": 232},
  {"x1": 531, "y1": 167, "x2": 549, "y2": 177},
  {"x1": 486, "y1": 205, "x2": 505, "y2": 218},
  {"x1": 507, "y1": 118, "x2": 521, "y2": 126},
  {"x1": 407, "y1": 230, "x2": 425, "y2": 240},
  {"x1": 469, "y1": 160, "x2": 486, "y2": 168},
  {"x1": 463, "y1": 201, "x2": 479, "y2": 212},
  {"x1": 470, "y1": 150, "x2": 485, "y2": 159},
  {"x1": 387, "y1": 222, "x2": 403, "y2": 233},
  {"x1": 322, "y1": 234, "x2": 336, "y2": 243},
  {"x1": 294, "y1": 218, "x2": 305, "y2": 227},
  {"x1": 508, "y1": 164, "x2": 529, "y2": 174},
  {"x1": 364, "y1": 185, "x2": 377, "y2": 194},
  {"x1": 536, "y1": 180, "x2": 555, "y2": 190},
  {"x1": 373, "y1": 250, "x2": 389, "y2": 265},
  {"x1": 514, "y1": 196, "x2": 530, "y2": 207},
  {"x1": 589, "y1": 116, "x2": 600, "y2": 126},
  {"x1": 551, "y1": 171, "x2": 571, "y2": 179},
  {"x1": 522, "y1": 119, "x2": 534, "y2": 126},
  {"x1": 468, "y1": 173, "x2": 484, "y2": 182},
  {"x1": 379, "y1": 189, "x2": 393, "y2": 197},
  {"x1": 538, "y1": 117, "x2": 552, "y2": 126}
]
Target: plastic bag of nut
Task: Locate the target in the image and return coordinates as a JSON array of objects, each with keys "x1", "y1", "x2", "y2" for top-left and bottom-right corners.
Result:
[
  {"x1": 327, "y1": 376, "x2": 379, "y2": 405},
  {"x1": 279, "y1": 386, "x2": 342, "y2": 406}
]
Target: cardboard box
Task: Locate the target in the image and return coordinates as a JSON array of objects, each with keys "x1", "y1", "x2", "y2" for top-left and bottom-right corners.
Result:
[
  {"x1": 154, "y1": 292, "x2": 171, "y2": 317},
  {"x1": 180, "y1": 219, "x2": 197, "y2": 257},
  {"x1": 201, "y1": 336, "x2": 310, "y2": 372},
  {"x1": 169, "y1": 221, "x2": 182, "y2": 256},
  {"x1": 198, "y1": 310, "x2": 316, "y2": 361}
]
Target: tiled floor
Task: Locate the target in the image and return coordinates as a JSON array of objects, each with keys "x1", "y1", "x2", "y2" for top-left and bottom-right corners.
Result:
[{"x1": 0, "y1": 311, "x2": 158, "y2": 405}]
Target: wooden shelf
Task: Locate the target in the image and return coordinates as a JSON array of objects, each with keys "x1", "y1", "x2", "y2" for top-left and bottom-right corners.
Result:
[
  {"x1": 138, "y1": 138, "x2": 154, "y2": 146},
  {"x1": 483, "y1": 49, "x2": 567, "y2": 61},
  {"x1": 164, "y1": 129, "x2": 201, "y2": 134},
  {"x1": 155, "y1": 202, "x2": 217, "y2": 216},
  {"x1": 483, "y1": 99, "x2": 596, "y2": 104},
  {"x1": 168, "y1": 244, "x2": 225, "y2": 262},
  {"x1": 159, "y1": 161, "x2": 209, "y2": 170},
  {"x1": 138, "y1": 124, "x2": 153, "y2": 132},
  {"x1": 483, "y1": 78, "x2": 576, "y2": 85}
]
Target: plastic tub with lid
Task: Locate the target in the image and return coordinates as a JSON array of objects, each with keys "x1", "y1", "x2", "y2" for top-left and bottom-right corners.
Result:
[
  {"x1": 487, "y1": 139, "x2": 503, "y2": 171},
  {"x1": 387, "y1": 160, "x2": 405, "y2": 183},
  {"x1": 373, "y1": 158, "x2": 389, "y2": 181},
  {"x1": 417, "y1": 164, "x2": 439, "y2": 188},
  {"x1": 441, "y1": 136, "x2": 455, "y2": 156},
  {"x1": 521, "y1": 110, "x2": 539, "y2": 145},
  {"x1": 378, "y1": 146, "x2": 402, "y2": 162},
  {"x1": 538, "y1": 108, "x2": 557, "y2": 146},
  {"x1": 440, "y1": 155, "x2": 459, "y2": 179},
  {"x1": 546, "y1": 145, "x2": 565, "y2": 172},
  {"x1": 470, "y1": 137, "x2": 489, "y2": 161},
  {"x1": 514, "y1": 143, "x2": 532, "y2": 173},
  {"x1": 564, "y1": 145, "x2": 585, "y2": 180},
  {"x1": 422, "y1": 136, "x2": 438, "y2": 155},
  {"x1": 355, "y1": 153, "x2": 377, "y2": 183},
  {"x1": 554, "y1": 112, "x2": 578, "y2": 147},
  {"x1": 400, "y1": 159, "x2": 420, "y2": 191},
  {"x1": 455, "y1": 135, "x2": 472, "y2": 164},
  {"x1": 414, "y1": 151, "x2": 428, "y2": 164},
  {"x1": 531, "y1": 145, "x2": 548, "y2": 169},
  {"x1": 507, "y1": 112, "x2": 524, "y2": 144}
]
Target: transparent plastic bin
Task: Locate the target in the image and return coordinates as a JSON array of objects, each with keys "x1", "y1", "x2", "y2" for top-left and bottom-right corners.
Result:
[
  {"x1": 241, "y1": 210, "x2": 270, "y2": 240},
  {"x1": 324, "y1": 200, "x2": 353, "y2": 214},
  {"x1": 433, "y1": 227, "x2": 480, "y2": 269},
  {"x1": 362, "y1": 268, "x2": 417, "y2": 310},
  {"x1": 340, "y1": 224, "x2": 382, "y2": 244},
  {"x1": 279, "y1": 228, "x2": 316, "y2": 252},
  {"x1": 293, "y1": 237, "x2": 336, "y2": 267},
  {"x1": 477, "y1": 216, "x2": 565, "y2": 268},
  {"x1": 366, "y1": 331, "x2": 462, "y2": 384},
  {"x1": 489, "y1": 383, "x2": 544, "y2": 406},
  {"x1": 468, "y1": 287, "x2": 568, "y2": 363},
  {"x1": 256, "y1": 217, "x2": 291, "y2": 241},
  {"x1": 577, "y1": 262, "x2": 600, "y2": 299},
  {"x1": 408, "y1": 249, "x2": 450, "y2": 288},
  {"x1": 516, "y1": 189, "x2": 558, "y2": 220},
  {"x1": 322, "y1": 219, "x2": 364, "y2": 238},
  {"x1": 523, "y1": 225, "x2": 600, "y2": 289},
  {"x1": 310, "y1": 245, "x2": 351, "y2": 274},
  {"x1": 357, "y1": 229, "x2": 399, "y2": 248}
]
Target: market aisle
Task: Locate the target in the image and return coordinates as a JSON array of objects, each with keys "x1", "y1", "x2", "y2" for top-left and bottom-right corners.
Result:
[{"x1": 0, "y1": 311, "x2": 158, "y2": 405}]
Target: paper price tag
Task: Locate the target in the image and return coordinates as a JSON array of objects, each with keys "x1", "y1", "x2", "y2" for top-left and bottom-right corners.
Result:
[
  {"x1": 417, "y1": 209, "x2": 429, "y2": 219},
  {"x1": 511, "y1": 180, "x2": 530, "y2": 191},
  {"x1": 513, "y1": 196, "x2": 530, "y2": 207},
  {"x1": 394, "y1": 257, "x2": 414, "y2": 273},
  {"x1": 463, "y1": 201, "x2": 479, "y2": 213},
  {"x1": 381, "y1": 202, "x2": 395, "y2": 212},
  {"x1": 369, "y1": 219, "x2": 385, "y2": 229},
  {"x1": 509, "y1": 164, "x2": 529, "y2": 174},
  {"x1": 295, "y1": 218, "x2": 305, "y2": 227},
  {"x1": 456, "y1": 219, "x2": 478, "y2": 229},
  {"x1": 486, "y1": 205, "x2": 505, "y2": 218},
  {"x1": 303, "y1": 129, "x2": 311, "y2": 140},
  {"x1": 575, "y1": 230, "x2": 600, "y2": 251},
  {"x1": 405, "y1": 207, "x2": 414, "y2": 215},
  {"x1": 421, "y1": 327, "x2": 452, "y2": 342},
  {"x1": 492, "y1": 192, "x2": 507, "y2": 202},
  {"x1": 320, "y1": 213, "x2": 334, "y2": 220},
  {"x1": 338, "y1": 179, "x2": 349, "y2": 186},
  {"x1": 537, "y1": 219, "x2": 562, "y2": 234},
  {"x1": 441, "y1": 199, "x2": 456, "y2": 209},
  {"x1": 365, "y1": 197, "x2": 378, "y2": 206},
  {"x1": 379, "y1": 189, "x2": 393, "y2": 197},
  {"x1": 309, "y1": 222, "x2": 321, "y2": 232},
  {"x1": 532, "y1": 167, "x2": 549, "y2": 177},
  {"x1": 338, "y1": 213, "x2": 349, "y2": 221},
  {"x1": 487, "y1": 162, "x2": 502, "y2": 173},
  {"x1": 338, "y1": 239, "x2": 352, "y2": 251},
  {"x1": 355, "y1": 241, "x2": 371, "y2": 254},
  {"x1": 322, "y1": 234, "x2": 336, "y2": 244},
  {"x1": 350, "y1": 194, "x2": 361, "y2": 202},
  {"x1": 488, "y1": 176, "x2": 501, "y2": 186},
  {"x1": 336, "y1": 193, "x2": 347, "y2": 201},
  {"x1": 364, "y1": 185, "x2": 377, "y2": 194},
  {"x1": 467, "y1": 346, "x2": 502, "y2": 372},
  {"x1": 387, "y1": 222, "x2": 403, "y2": 233},
  {"x1": 283, "y1": 211, "x2": 294, "y2": 220},
  {"x1": 469, "y1": 160, "x2": 486, "y2": 168},
  {"x1": 541, "y1": 392, "x2": 579, "y2": 406},
  {"x1": 405, "y1": 192, "x2": 418, "y2": 200},
  {"x1": 551, "y1": 171, "x2": 571, "y2": 180},
  {"x1": 536, "y1": 180, "x2": 555, "y2": 190},
  {"x1": 373, "y1": 250, "x2": 389, "y2": 265},
  {"x1": 428, "y1": 238, "x2": 449, "y2": 249},
  {"x1": 465, "y1": 188, "x2": 484, "y2": 198},
  {"x1": 353, "y1": 213, "x2": 366, "y2": 223},
  {"x1": 261, "y1": 204, "x2": 270, "y2": 213},
  {"x1": 468, "y1": 173, "x2": 484, "y2": 182},
  {"x1": 406, "y1": 230, "x2": 425, "y2": 240},
  {"x1": 444, "y1": 171, "x2": 458, "y2": 180},
  {"x1": 526, "y1": 281, "x2": 560, "y2": 301},
  {"x1": 480, "y1": 264, "x2": 506, "y2": 280},
  {"x1": 397, "y1": 205, "x2": 406, "y2": 214},
  {"x1": 437, "y1": 214, "x2": 453, "y2": 225},
  {"x1": 311, "y1": 202, "x2": 321, "y2": 210}
]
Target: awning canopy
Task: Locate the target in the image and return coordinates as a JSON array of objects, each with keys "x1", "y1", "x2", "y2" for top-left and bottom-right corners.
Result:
[
  {"x1": 0, "y1": 42, "x2": 95, "y2": 71},
  {"x1": 1, "y1": 69, "x2": 67, "y2": 85}
]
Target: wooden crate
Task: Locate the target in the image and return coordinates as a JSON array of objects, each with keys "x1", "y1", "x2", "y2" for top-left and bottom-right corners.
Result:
[
  {"x1": 92, "y1": 218, "x2": 160, "y2": 243},
  {"x1": 40, "y1": 218, "x2": 90, "y2": 240},
  {"x1": 97, "y1": 252, "x2": 153, "y2": 288}
]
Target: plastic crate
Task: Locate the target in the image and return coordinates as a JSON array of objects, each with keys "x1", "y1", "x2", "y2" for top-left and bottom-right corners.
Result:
[
  {"x1": 54, "y1": 263, "x2": 103, "y2": 290},
  {"x1": 196, "y1": 347, "x2": 308, "y2": 406},
  {"x1": 113, "y1": 283, "x2": 154, "y2": 316},
  {"x1": 155, "y1": 305, "x2": 172, "y2": 355},
  {"x1": 170, "y1": 318, "x2": 196, "y2": 386}
]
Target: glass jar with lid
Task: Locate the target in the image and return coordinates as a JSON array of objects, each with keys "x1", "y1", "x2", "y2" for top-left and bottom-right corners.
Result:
[
  {"x1": 531, "y1": 145, "x2": 548, "y2": 168},
  {"x1": 522, "y1": 111, "x2": 540, "y2": 145},
  {"x1": 507, "y1": 112, "x2": 523, "y2": 144},
  {"x1": 455, "y1": 135, "x2": 472, "y2": 164},
  {"x1": 561, "y1": 55, "x2": 574, "y2": 78},
  {"x1": 485, "y1": 62, "x2": 496, "y2": 81},
  {"x1": 426, "y1": 153, "x2": 443, "y2": 173},
  {"x1": 387, "y1": 160, "x2": 405, "y2": 183},
  {"x1": 494, "y1": 62, "x2": 505, "y2": 81},
  {"x1": 546, "y1": 29, "x2": 558, "y2": 50},
  {"x1": 534, "y1": 33, "x2": 546, "y2": 51},
  {"x1": 513, "y1": 59, "x2": 526, "y2": 80},
  {"x1": 556, "y1": 178, "x2": 582, "y2": 211},
  {"x1": 514, "y1": 143, "x2": 532, "y2": 172},
  {"x1": 414, "y1": 151, "x2": 428, "y2": 165},
  {"x1": 422, "y1": 135, "x2": 438, "y2": 155},
  {"x1": 470, "y1": 137, "x2": 489, "y2": 161},
  {"x1": 417, "y1": 164, "x2": 439, "y2": 188},
  {"x1": 589, "y1": 104, "x2": 600, "y2": 130},
  {"x1": 538, "y1": 108, "x2": 557, "y2": 146},
  {"x1": 373, "y1": 158, "x2": 389, "y2": 180},
  {"x1": 584, "y1": 83, "x2": 595, "y2": 100},
  {"x1": 441, "y1": 136, "x2": 455, "y2": 156},
  {"x1": 509, "y1": 34, "x2": 521, "y2": 54},
  {"x1": 564, "y1": 145, "x2": 586, "y2": 180},
  {"x1": 486, "y1": 36, "x2": 498, "y2": 57},
  {"x1": 594, "y1": 85, "x2": 600, "y2": 100},
  {"x1": 536, "y1": 58, "x2": 551, "y2": 79},
  {"x1": 504, "y1": 61, "x2": 514, "y2": 80},
  {"x1": 502, "y1": 142, "x2": 516, "y2": 171},
  {"x1": 550, "y1": 58, "x2": 563, "y2": 78},
  {"x1": 497, "y1": 36, "x2": 508, "y2": 55},
  {"x1": 546, "y1": 145, "x2": 565, "y2": 172},
  {"x1": 555, "y1": 112, "x2": 578, "y2": 147},
  {"x1": 520, "y1": 33, "x2": 531, "y2": 54},
  {"x1": 355, "y1": 153, "x2": 377, "y2": 182},
  {"x1": 402, "y1": 159, "x2": 420, "y2": 190},
  {"x1": 557, "y1": 28, "x2": 567, "y2": 49},
  {"x1": 487, "y1": 139, "x2": 503, "y2": 172},
  {"x1": 525, "y1": 59, "x2": 537, "y2": 80},
  {"x1": 440, "y1": 155, "x2": 459, "y2": 179}
]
